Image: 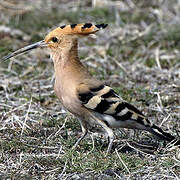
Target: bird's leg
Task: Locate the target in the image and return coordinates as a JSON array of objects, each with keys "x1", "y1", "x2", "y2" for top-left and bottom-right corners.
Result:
[
  {"x1": 72, "y1": 120, "x2": 88, "y2": 149},
  {"x1": 99, "y1": 123, "x2": 114, "y2": 153},
  {"x1": 107, "y1": 132, "x2": 114, "y2": 153},
  {"x1": 105, "y1": 127, "x2": 114, "y2": 153},
  {"x1": 91, "y1": 116, "x2": 114, "y2": 153}
]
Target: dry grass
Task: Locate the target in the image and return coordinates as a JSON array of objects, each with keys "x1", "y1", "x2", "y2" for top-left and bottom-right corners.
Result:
[{"x1": 0, "y1": 0, "x2": 180, "y2": 179}]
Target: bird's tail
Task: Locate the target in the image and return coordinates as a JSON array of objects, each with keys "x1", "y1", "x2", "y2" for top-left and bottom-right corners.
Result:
[{"x1": 149, "y1": 124, "x2": 180, "y2": 145}]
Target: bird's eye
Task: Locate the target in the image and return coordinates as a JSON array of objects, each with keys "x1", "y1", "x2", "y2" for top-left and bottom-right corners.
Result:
[{"x1": 52, "y1": 37, "x2": 58, "y2": 43}]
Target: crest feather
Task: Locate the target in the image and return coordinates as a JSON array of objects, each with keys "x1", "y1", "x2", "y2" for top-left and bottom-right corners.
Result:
[{"x1": 58, "y1": 23, "x2": 108, "y2": 35}]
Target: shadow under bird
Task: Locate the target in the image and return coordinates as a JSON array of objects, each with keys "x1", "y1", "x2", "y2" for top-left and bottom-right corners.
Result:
[{"x1": 1, "y1": 23, "x2": 179, "y2": 153}]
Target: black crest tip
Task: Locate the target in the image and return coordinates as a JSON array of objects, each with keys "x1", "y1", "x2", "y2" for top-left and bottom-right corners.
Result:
[
  {"x1": 60, "y1": 25, "x2": 66, "y2": 29},
  {"x1": 82, "y1": 23, "x2": 93, "y2": 29},
  {"x1": 70, "y1": 24, "x2": 77, "y2": 29},
  {"x1": 95, "y1": 23, "x2": 108, "y2": 29}
]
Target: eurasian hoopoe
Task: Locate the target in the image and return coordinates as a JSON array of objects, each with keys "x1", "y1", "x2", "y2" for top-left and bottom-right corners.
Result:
[{"x1": 1, "y1": 23, "x2": 179, "y2": 153}]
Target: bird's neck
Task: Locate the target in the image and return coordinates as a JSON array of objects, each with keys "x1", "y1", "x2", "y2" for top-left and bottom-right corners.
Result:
[{"x1": 52, "y1": 40, "x2": 90, "y2": 86}]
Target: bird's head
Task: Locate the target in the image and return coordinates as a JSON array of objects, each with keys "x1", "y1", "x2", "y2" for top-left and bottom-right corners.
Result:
[{"x1": 1, "y1": 23, "x2": 108, "y2": 61}]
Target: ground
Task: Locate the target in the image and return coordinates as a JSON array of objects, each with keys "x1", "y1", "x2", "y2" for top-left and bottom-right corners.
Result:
[{"x1": 0, "y1": 0, "x2": 180, "y2": 179}]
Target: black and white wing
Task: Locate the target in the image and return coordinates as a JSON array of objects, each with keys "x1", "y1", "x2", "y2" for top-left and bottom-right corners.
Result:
[
  {"x1": 77, "y1": 83, "x2": 177, "y2": 142},
  {"x1": 77, "y1": 83, "x2": 151, "y2": 128}
]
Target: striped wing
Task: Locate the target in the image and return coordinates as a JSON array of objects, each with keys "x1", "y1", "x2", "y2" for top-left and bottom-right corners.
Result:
[
  {"x1": 77, "y1": 83, "x2": 178, "y2": 143},
  {"x1": 77, "y1": 84, "x2": 151, "y2": 126}
]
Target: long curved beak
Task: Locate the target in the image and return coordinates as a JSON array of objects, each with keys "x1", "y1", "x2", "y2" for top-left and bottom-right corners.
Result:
[{"x1": 1, "y1": 40, "x2": 47, "y2": 61}]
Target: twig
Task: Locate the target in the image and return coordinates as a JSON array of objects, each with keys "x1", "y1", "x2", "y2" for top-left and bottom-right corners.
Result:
[
  {"x1": 115, "y1": 148, "x2": 131, "y2": 175},
  {"x1": 87, "y1": 134, "x2": 95, "y2": 154},
  {"x1": 55, "y1": 116, "x2": 68, "y2": 136},
  {"x1": 45, "y1": 167, "x2": 62, "y2": 174},
  {"x1": 3, "y1": 103, "x2": 27, "y2": 116},
  {"x1": 112, "y1": 57, "x2": 128, "y2": 75},
  {"x1": 56, "y1": 145, "x2": 63, "y2": 159},
  {"x1": 22, "y1": 153, "x2": 63, "y2": 158},
  {"x1": 58, "y1": 160, "x2": 68, "y2": 179},
  {"x1": 159, "y1": 114, "x2": 170, "y2": 127},
  {"x1": 170, "y1": 169, "x2": 179, "y2": 179},
  {"x1": 20, "y1": 97, "x2": 32, "y2": 139},
  {"x1": 47, "y1": 116, "x2": 68, "y2": 140},
  {"x1": 155, "y1": 47, "x2": 162, "y2": 69}
]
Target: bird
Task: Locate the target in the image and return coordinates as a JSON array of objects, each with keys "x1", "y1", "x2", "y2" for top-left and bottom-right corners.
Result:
[{"x1": 1, "y1": 23, "x2": 179, "y2": 153}]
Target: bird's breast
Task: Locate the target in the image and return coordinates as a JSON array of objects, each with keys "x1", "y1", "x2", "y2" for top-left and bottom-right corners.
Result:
[{"x1": 54, "y1": 81, "x2": 85, "y2": 117}]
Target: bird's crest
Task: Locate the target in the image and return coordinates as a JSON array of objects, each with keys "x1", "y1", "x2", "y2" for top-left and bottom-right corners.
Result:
[
  {"x1": 59, "y1": 23, "x2": 108, "y2": 35},
  {"x1": 46, "y1": 23, "x2": 108, "y2": 37}
]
